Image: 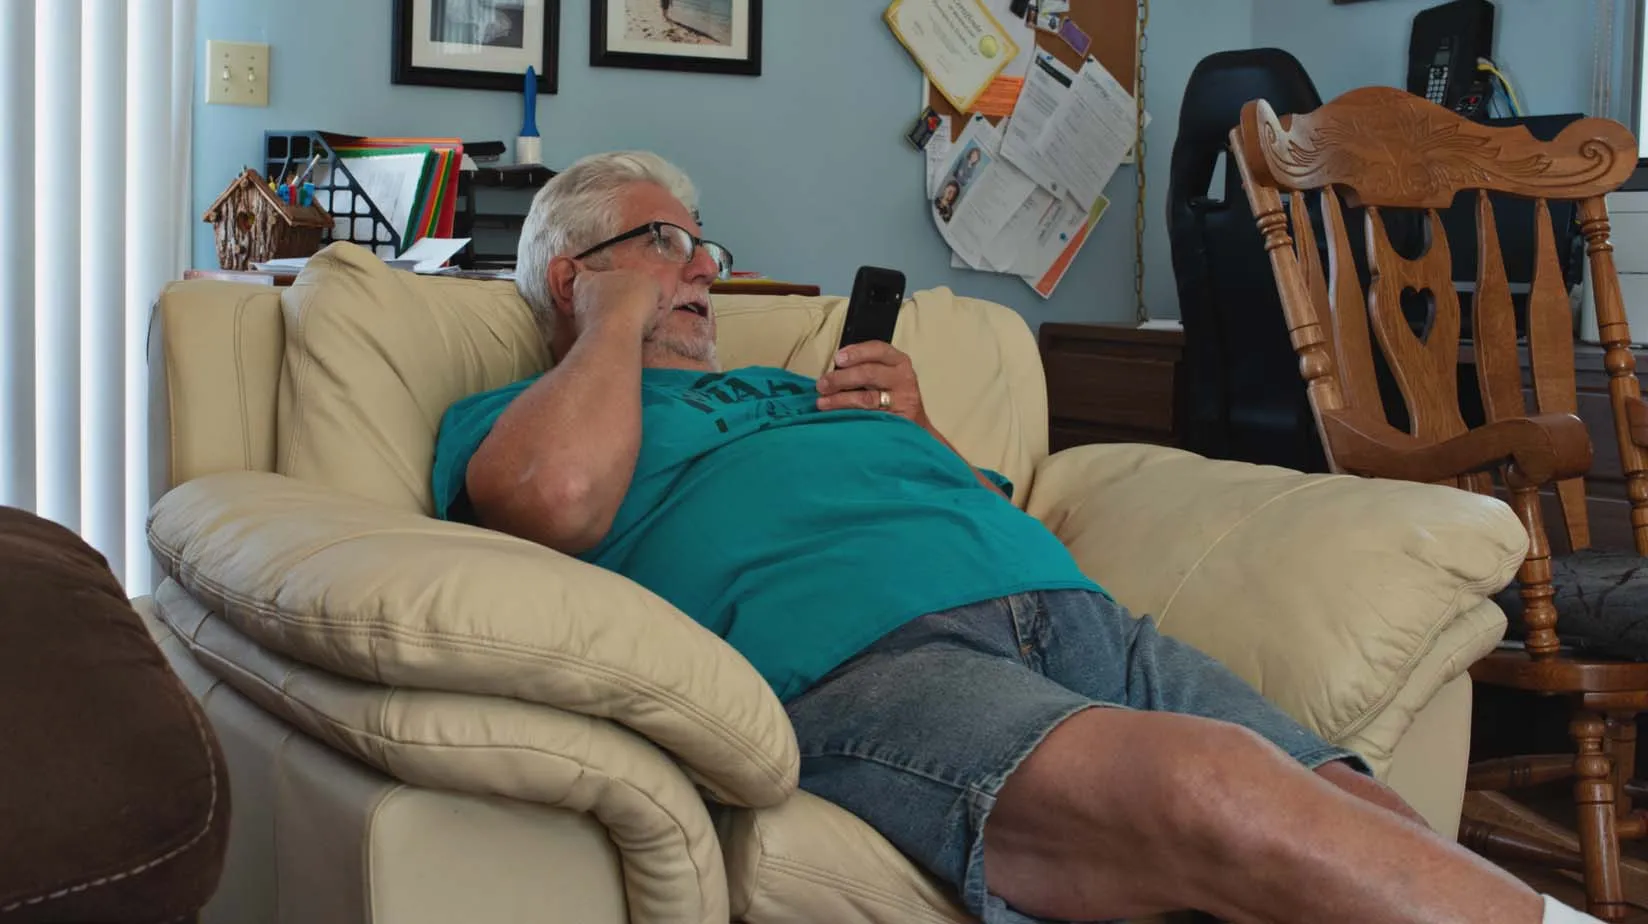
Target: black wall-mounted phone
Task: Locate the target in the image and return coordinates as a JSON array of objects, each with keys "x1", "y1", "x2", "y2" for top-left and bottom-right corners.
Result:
[{"x1": 1407, "y1": 0, "x2": 1496, "y2": 119}]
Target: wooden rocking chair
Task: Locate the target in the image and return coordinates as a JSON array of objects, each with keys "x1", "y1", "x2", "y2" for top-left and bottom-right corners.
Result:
[{"x1": 1231, "y1": 85, "x2": 1646, "y2": 919}]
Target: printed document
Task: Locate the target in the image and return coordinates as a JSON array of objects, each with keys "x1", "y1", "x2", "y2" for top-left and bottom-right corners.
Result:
[
  {"x1": 1023, "y1": 195, "x2": 1109, "y2": 298},
  {"x1": 925, "y1": 115, "x2": 953, "y2": 197},
  {"x1": 989, "y1": 189, "x2": 1083, "y2": 274},
  {"x1": 967, "y1": 186, "x2": 1104, "y2": 298},
  {"x1": 1037, "y1": 56, "x2": 1138, "y2": 211},
  {"x1": 1000, "y1": 51, "x2": 1077, "y2": 200},
  {"x1": 931, "y1": 115, "x2": 1036, "y2": 270}
]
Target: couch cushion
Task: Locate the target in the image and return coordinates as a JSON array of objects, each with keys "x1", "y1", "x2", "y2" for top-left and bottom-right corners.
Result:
[
  {"x1": 147, "y1": 470, "x2": 798, "y2": 809},
  {"x1": 715, "y1": 793, "x2": 1198, "y2": 924},
  {"x1": 277, "y1": 243, "x2": 546, "y2": 513},
  {"x1": 717, "y1": 791, "x2": 969, "y2": 924},
  {"x1": 713, "y1": 287, "x2": 1049, "y2": 505},
  {"x1": 275, "y1": 245, "x2": 1047, "y2": 514},
  {"x1": 1026, "y1": 442, "x2": 1521, "y2": 772}
]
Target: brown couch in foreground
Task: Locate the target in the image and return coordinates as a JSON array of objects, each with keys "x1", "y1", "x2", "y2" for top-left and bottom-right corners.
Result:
[{"x1": 0, "y1": 506, "x2": 229, "y2": 923}]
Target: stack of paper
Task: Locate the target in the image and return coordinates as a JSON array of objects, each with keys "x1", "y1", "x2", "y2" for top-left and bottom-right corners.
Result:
[
  {"x1": 252, "y1": 237, "x2": 472, "y2": 276},
  {"x1": 311, "y1": 135, "x2": 464, "y2": 259},
  {"x1": 929, "y1": 53, "x2": 1145, "y2": 298}
]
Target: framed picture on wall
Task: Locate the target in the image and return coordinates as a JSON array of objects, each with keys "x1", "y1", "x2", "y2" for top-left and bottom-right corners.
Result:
[
  {"x1": 392, "y1": 0, "x2": 561, "y2": 92},
  {"x1": 591, "y1": 0, "x2": 762, "y2": 76}
]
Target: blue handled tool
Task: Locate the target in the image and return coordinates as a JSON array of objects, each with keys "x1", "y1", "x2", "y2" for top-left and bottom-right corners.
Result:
[{"x1": 521, "y1": 66, "x2": 539, "y2": 138}]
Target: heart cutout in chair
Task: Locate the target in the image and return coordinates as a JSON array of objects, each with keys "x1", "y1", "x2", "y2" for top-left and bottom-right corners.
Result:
[{"x1": 1399, "y1": 286, "x2": 1437, "y2": 345}]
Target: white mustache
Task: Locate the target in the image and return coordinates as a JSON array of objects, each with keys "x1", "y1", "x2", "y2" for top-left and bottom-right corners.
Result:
[{"x1": 668, "y1": 291, "x2": 711, "y2": 309}]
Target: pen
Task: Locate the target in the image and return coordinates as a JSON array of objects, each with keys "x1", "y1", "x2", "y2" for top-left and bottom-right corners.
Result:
[{"x1": 292, "y1": 153, "x2": 322, "y2": 187}]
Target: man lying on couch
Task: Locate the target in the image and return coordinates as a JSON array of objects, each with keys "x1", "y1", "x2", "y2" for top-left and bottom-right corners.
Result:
[{"x1": 430, "y1": 151, "x2": 1586, "y2": 924}]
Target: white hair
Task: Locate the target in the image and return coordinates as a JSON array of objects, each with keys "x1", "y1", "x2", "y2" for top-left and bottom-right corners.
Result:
[{"x1": 515, "y1": 151, "x2": 700, "y2": 335}]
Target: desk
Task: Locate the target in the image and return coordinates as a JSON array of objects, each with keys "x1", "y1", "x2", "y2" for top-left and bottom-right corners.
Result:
[{"x1": 182, "y1": 268, "x2": 821, "y2": 298}]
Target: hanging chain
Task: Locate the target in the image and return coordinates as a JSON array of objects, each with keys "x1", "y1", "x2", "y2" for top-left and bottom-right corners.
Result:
[{"x1": 1133, "y1": 0, "x2": 1150, "y2": 324}]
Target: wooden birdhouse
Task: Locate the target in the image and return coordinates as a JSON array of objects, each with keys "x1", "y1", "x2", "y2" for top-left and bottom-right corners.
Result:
[{"x1": 202, "y1": 168, "x2": 332, "y2": 271}]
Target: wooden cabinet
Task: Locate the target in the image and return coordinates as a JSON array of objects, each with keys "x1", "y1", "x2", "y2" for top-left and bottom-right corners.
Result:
[{"x1": 1038, "y1": 323, "x2": 1185, "y2": 453}]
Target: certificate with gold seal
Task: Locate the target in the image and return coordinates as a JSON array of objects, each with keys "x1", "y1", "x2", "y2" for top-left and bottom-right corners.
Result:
[{"x1": 885, "y1": 0, "x2": 1021, "y2": 114}]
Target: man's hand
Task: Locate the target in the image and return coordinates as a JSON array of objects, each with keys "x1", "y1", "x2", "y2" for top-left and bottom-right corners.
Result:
[
  {"x1": 570, "y1": 268, "x2": 668, "y2": 340},
  {"x1": 816, "y1": 341, "x2": 1009, "y2": 500},
  {"x1": 816, "y1": 341, "x2": 934, "y2": 431}
]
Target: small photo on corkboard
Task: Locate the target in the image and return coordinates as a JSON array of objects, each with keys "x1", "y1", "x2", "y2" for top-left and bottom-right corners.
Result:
[{"x1": 926, "y1": 0, "x2": 1140, "y2": 142}]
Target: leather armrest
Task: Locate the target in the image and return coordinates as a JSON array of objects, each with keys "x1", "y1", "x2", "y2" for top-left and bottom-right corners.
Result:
[
  {"x1": 150, "y1": 584, "x2": 731, "y2": 924},
  {"x1": 148, "y1": 471, "x2": 797, "y2": 808},
  {"x1": 1024, "y1": 443, "x2": 1524, "y2": 750}
]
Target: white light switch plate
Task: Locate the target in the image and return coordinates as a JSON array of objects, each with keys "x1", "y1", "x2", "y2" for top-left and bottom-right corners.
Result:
[{"x1": 205, "y1": 40, "x2": 269, "y2": 107}]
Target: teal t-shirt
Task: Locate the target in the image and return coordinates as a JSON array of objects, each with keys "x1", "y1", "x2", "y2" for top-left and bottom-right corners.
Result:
[{"x1": 432, "y1": 366, "x2": 1102, "y2": 701}]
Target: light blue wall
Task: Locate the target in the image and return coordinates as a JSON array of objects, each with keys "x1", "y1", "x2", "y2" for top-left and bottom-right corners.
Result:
[
  {"x1": 192, "y1": 1, "x2": 1257, "y2": 327},
  {"x1": 1250, "y1": 0, "x2": 1616, "y2": 118}
]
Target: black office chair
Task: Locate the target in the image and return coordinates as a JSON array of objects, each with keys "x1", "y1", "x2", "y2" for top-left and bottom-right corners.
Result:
[{"x1": 1167, "y1": 48, "x2": 1329, "y2": 472}]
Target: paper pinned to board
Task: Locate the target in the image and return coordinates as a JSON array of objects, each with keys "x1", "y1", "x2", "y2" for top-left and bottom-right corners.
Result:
[
  {"x1": 989, "y1": 188, "x2": 1078, "y2": 274},
  {"x1": 990, "y1": 0, "x2": 1037, "y2": 78},
  {"x1": 1000, "y1": 51, "x2": 1077, "y2": 199},
  {"x1": 1036, "y1": 56, "x2": 1140, "y2": 212},
  {"x1": 885, "y1": 0, "x2": 1022, "y2": 114},
  {"x1": 967, "y1": 0, "x2": 1037, "y2": 116},
  {"x1": 930, "y1": 115, "x2": 1037, "y2": 271},
  {"x1": 925, "y1": 115, "x2": 953, "y2": 197},
  {"x1": 919, "y1": 40, "x2": 1147, "y2": 297},
  {"x1": 1022, "y1": 194, "x2": 1108, "y2": 298}
]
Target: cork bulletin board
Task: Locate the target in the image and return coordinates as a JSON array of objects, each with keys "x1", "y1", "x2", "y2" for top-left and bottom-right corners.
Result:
[{"x1": 925, "y1": 0, "x2": 1141, "y2": 142}]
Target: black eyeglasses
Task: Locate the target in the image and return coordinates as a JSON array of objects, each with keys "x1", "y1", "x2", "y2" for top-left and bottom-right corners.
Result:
[{"x1": 573, "y1": 221, "x2": 735, "y2": 279}]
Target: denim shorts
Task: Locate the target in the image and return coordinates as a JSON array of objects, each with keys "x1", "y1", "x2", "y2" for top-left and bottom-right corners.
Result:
[{"x1": 785, "y1": 589, "x2": 1367, "y2": 924}]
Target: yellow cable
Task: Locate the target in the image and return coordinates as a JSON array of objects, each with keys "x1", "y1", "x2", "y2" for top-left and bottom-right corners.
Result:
[{"x1": 1478, "y1": 59, "x2": 1523, "y2": 116}]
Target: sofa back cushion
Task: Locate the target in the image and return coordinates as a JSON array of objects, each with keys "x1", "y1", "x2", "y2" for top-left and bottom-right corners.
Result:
[
  {"x1": 162, "y1": 242, "x2": 1048, "y2": 512},
  {"x1": 275, "y1": 244, "x2": 544, "y2": 512},
  {"x1": 711, "y1": 287, "x2": 1050, "y2": 504}
]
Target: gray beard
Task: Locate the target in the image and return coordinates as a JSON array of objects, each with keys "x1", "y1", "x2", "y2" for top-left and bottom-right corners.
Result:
[{"x1": 644, "y1": 329, "x2": 719, "y2": 368}]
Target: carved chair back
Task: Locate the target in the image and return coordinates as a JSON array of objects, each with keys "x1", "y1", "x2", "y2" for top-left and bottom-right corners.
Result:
[{"x1": 1231, "y1": 86, "x2": 1639, "y2": 655}]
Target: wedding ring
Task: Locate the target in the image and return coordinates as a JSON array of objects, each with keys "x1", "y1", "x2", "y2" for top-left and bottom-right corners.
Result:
[{"x1": 878, "y1": 390, "x2": 892, "y2": 410}]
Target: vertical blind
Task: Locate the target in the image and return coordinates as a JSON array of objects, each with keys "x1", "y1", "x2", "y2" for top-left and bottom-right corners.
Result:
[{"x1": 0, "y1": 0, "x2": 194, "y2": 591}]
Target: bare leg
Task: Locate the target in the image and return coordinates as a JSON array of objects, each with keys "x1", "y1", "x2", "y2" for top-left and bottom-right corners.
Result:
[
  {"x1": 1315, "y1": 758, "x2": 1431, "y2": 828},
  {"x1": 982, "y1": 709, "x2": 1544, "y2": 924}
]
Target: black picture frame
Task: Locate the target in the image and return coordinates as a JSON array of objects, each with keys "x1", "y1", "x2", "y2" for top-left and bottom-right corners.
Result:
[
  {"x1": 393, "y1": 0, "x2": 561, "y2": 93},
  {"x1": 590, "y1": 0, "x2": 762, "y2": 76}
]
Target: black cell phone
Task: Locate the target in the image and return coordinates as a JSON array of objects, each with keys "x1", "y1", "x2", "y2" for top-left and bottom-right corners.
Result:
[{"x1": 838, "y1": 266, "x2": 906, "y2": 351}]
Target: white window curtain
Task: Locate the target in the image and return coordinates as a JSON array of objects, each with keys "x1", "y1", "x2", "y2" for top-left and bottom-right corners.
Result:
[{"x1": 0, "y1": 0, "x2": 195, "y2": 592}]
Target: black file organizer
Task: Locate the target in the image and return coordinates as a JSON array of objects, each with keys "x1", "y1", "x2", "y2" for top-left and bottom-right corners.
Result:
[{"x1": 264, "y1": 131, "x2": 404, "y2": 257}]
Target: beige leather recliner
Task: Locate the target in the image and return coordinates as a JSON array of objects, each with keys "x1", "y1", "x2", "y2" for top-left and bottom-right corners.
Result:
[{"x1": 140, "y1": 243, "x2": 1525, "y2": 924}]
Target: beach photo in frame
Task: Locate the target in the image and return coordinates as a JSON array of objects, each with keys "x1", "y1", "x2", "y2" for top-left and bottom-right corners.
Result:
[
  {"x1": 591, "y1": 0, "x2": 762, "y2": 76},
  {"x1": 393, "y1": 0, "x2": 561, "y2": 92}
]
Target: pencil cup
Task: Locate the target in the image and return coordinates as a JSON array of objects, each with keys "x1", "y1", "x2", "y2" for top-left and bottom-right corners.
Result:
[{"x1": 516, "y1": 136, "x2": 541, "y2": 166}]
